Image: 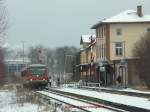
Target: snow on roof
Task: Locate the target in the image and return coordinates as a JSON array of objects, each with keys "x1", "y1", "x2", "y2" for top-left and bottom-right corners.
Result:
[
  {"x1": 92, "y1": 10, "x2": 150, "y2": 28},
  {"x1": 81, "y1": 34, "x2": 96, "y2": 43},
  {"x1": 103, "y1": 10, "x2": 150, "y2": 23},
  {"x1": 4, "y1": 58, "x2": 30, "y2": 64},
  {"x1": 80, "y1": 34, "x2": 96, "y2": 51}
]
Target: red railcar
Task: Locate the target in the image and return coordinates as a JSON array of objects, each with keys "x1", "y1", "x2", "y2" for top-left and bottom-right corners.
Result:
[{"x1": 21, "y1": 64, "x2": 48, "y2": 88}]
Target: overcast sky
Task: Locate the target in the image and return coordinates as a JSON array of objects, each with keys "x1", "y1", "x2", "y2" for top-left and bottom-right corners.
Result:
[{"x1": 5, "y1": 0, "x2": 150, "y2": 48}]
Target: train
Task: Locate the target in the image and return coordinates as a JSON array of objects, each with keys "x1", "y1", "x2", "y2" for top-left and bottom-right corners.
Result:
[{"x1": 21, "y1": 64, "x2": 49, "y2": 88}]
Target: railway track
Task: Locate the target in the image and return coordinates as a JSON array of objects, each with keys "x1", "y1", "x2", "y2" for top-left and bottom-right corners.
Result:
[
  {"x1": 45, "y1": 87, "x2": 150, "y2": 112},
  {"x1": 35, "y1": 89, "x2": 127, "y2": 112}
]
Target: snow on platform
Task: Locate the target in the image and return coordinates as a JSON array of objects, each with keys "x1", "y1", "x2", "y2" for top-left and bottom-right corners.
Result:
[
  {"x1": 120, "y1": 88, "x2": 150, "y2": 94},
  {"x1": 37, "y1": 91, "x2": 115, "y2": 112},
  {"x1": 79, "y1": 86, "x2": 150, "y2": 97},
  {"x1": 53, "y1": 87, "x2": 150, "y2": 110}
]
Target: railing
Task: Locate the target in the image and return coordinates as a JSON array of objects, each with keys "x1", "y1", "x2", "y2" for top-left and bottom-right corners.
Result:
[
  {"x1": 61, "y1": 82, "x2": 101, "y2": 88},
  {"x1": 62, "y1": 82, "x2": 79, "y2": 88}
]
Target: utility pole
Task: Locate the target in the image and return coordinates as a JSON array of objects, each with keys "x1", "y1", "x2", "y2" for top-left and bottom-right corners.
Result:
[
  {"x1": 21, "y1": 41, "x2": 25, "y2": 67},
  {"x1": 7, "y1": 61, "x2": 10, "y2": 83}
]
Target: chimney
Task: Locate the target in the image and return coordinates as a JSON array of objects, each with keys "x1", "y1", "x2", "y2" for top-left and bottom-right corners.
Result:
[{"x1": 137, "y1": 5, "x2": 142, "y2": 17}]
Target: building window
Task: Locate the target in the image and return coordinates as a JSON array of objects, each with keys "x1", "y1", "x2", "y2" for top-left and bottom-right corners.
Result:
[
  {"x1": 100, "y1": 28, "x2": 102, "y2": 38},
  {"x1": 97, "y1": 29, "x2": 99, "y2": 38},
  {"x1": 102, "y1": 27, "x2": 104, "y2": 38},
  {"x1": 101, "y1": 44, "x2": 103, "y2": 58},
  {"x1": 97, "y1": 28, "x2": 100, "y2": 38},
  {"x1": 116, "y1": 28, "x2": 122, "y2": 35},
  {"x1": 115, "y1": 42, "x2": 123, "y2": 56},
  {"x1": 104, "y1": 43, "x2": 105, "y2": 58},
  {"x1": 103, "y1": 26, "x2": 106, "y2": 37},
  {"x1": 96, "y1": 29, "x2": 98, "y2": 37},
  {"x1": 96, "y1": 45, "x2": 99, "y2": 59},
  {"x1": 100, "y1": 45, "x2": 101, "y2": 58}
]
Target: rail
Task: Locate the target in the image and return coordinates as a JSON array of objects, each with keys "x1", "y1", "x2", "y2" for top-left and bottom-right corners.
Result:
[
  {"x1": 36, "y1": 89, "x2": 126, "y2": 112},
  {"x1": 79, "y1": 86, "x2": 150, "y2": 98},
  {"x1": 45, "y1": 88, "x2": 150, "y2": 112}
]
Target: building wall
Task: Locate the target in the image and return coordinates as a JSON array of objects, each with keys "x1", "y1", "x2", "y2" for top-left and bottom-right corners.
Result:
[
  {"x1": 95, "y1": 23, "x2": 150, "y2": 86},
  {"x1": 80, "y1": 47, "x2": 90, "y2": 78},
  {"x1": 80, "y1": 48, "x2": 93, "y2": 77},
  {"x1": 108, "y1": 23, "x2": 150, "y2": 86},
  {"x1": 80, "y1": 45, "x2": 96, "y2": 64},
  {"x1": 91, "y1": 45, "x2": 97, "y2": 63},
  {"x1": 80, "y1": 51, "x2": 87, "y2": 64},
  {"x1": 96, "y1": 25, "x2": 107, "y2": 61},
  {"x1": 109, "y1": 23, "x2": 150, "y2": 60},
  {"x1": 80, "y1": 40, "x2": 97, "y2": 82}
]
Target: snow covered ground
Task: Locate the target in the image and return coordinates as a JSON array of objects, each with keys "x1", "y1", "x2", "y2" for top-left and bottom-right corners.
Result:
[
  {"x1": 54, "y1": 87, "x2": 150, "y2": 110},
  {"x1": 94, "y1": 86, "x2": 150, "y2": 94},
  {"x1": 120, "y1": 88, "x2": 150, "y2": 94},
  {"x1": 0, "y1": 89, "x2": 86, "y2": 112},
  {"x1": 0, "y1": 89, "x2": 52, "y2": 112},
  {"x1": 79, "y1": 85, "x2": 150, "y2": 95},
  {"x1": 38, "y1": 91, "x2": 115, "y2": 112}
]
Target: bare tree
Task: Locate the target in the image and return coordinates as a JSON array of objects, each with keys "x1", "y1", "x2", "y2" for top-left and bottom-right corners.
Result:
[
  {"x1": 0, "y1": 48, "x2": 5, "y2": 84},
  {"x1": 28, "y1": 45, "x2": 79, "y2": 82},
  {"x1": 0, "y1": 0, "x2": 7, "y2": 45},
  {"x1": 133, "y1": 32, "x2": 150, "y2": 88},
  {"x1": 28, "y1": 45, "x2": 42, "y2": 64},
  {"x1": 55, "y1": 46, "x2": 78, "y2": 82},
  {"x1": 0, "y1": 0, "x2": 8, "y2": 85}
]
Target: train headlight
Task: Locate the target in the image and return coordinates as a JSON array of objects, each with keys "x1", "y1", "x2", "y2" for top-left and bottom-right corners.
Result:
[{"x1": 30, "y1": 79, "x2": 32, "y2": 81}]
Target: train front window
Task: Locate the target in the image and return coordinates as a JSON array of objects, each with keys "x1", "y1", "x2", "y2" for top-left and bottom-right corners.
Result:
[{"x1": 29, "y1": 67, "x2": 46, "y2": 76}]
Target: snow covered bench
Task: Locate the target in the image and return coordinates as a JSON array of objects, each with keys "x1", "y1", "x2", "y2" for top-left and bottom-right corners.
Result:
[
  {"x1": 86, "y1": 82, "x2": 101, "y2": 87},
  {"x1": 78, "y1": 82, "x2": 101, "y2": 91}
]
